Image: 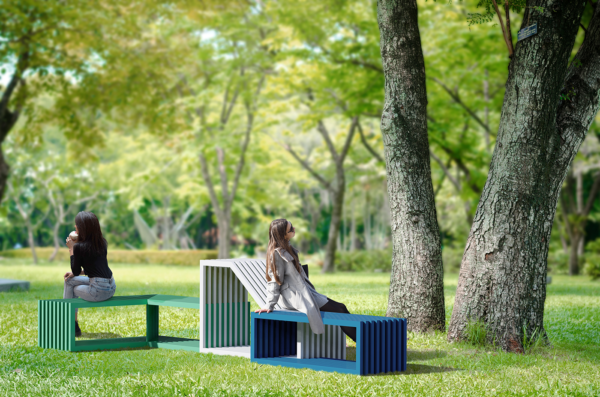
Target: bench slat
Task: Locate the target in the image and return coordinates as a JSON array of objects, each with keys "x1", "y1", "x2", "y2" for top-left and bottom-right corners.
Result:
[{"x1": 147, "y1": 295, "x2": 200, "y2": 309}]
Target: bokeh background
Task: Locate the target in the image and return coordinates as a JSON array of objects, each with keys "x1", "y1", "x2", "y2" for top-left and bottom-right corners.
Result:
[{"x1": 1, "y1": 0, "x2": 599, "y2": 277}]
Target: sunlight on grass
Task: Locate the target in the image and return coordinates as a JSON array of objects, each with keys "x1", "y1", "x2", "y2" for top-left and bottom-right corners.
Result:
[{"x1": 1, "y1": 259, "x2": 599, "y2": 396}]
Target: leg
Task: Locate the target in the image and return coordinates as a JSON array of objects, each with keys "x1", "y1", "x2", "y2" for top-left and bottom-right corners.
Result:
[
  {"x1": 320, "y1": 299, "x2": 356, "y2": 342},
  {"x1": 64, "y1": 276, "x2": 91, "y2": 317}
]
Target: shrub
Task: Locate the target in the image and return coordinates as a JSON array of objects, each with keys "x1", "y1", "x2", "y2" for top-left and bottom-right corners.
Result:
[
  {"x1": 0, "y1": 248, "x2": 218, "y2": 266},
  {"x1": 334, "y1": 249, "x2": 393, "y2": 272},
  {"x1": 584, "y1": 254, "x2": 600, "y2": 280}
]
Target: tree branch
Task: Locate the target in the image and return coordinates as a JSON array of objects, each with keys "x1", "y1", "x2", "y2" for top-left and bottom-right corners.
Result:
[
  {"x1": 503, "y1": 0, "x2": 514, "y2": 55},
  {"x1": 215, "y1": 147, "x2": 230, "y2": 208},
  {"x1": 331, "y1": 57, "x2": 384, "y2": 74},
  {"x1": 266, "y1": 132, "x2": 332, "y2": 190},
  {"x1": 317, "y1": 121, "x2": 339, "y2": 162},
  {"x1": 430, "y1": 150, "x2": 460, "y2": 191},
  {"x1": 229, "y1": 101, "x2": 254, "y2": 208},
  {"x1": 583, "y1": 171, "x2": 600, "y2": 216},
  {"x1": 431, "y1": 77, "x2": 491, "y2": 134},
  {"x1": 338, "y1": 116, "x2": 359, "y2": 164},
  {"x1": 491, "y1": 0, "x2": 514, "y2": 57},
  {"x1": 357, "y1": 120, "x2": 384, "y2": 162},
  {"x1": 199, "y1": 153, "x2": 223, "y2": 217}
]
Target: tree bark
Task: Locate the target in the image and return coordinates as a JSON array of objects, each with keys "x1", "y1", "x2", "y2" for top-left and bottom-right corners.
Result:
[
  {"x1": 217, "y1": 212, "x2": 231, "y2": 259},
  {"x1": 569, "y1": 233, "x2": 582, "y2": 275},
  {"x1": 0, "y1": 147, "x2": 9, "y2": 204},
  {"x1": 323, "y1": 182, "x2": 344, "y2": 272},
  {"x1": 50, "y1": 222, "x2": 61, "y2": 262},
  {"x1": 377, "y1": 0, "x2": 445, "y2": 332},
  {"x1": 26, "y1": 220, "x2": 38, "y2": 264},
  {"x1": 448, "y1": 0, "x2": 588, "y2": 352}
]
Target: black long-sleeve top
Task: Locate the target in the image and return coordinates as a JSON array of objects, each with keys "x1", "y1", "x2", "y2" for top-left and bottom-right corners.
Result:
[{"x1": 70, "y1": 246, "x2": 112, "y2": 279}]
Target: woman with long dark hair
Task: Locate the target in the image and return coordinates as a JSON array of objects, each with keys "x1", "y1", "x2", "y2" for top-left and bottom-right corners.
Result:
[
  {"x1": 254, "y1": 218, "x2": 356, "y2": 343},
  {"x1": 63, "y1": 211, "x2": 116, "y2": 337}
]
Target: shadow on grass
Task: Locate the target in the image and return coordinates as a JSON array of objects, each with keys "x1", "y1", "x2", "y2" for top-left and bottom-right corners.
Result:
[
  {"x1": 366, "y1": 364, "x2": 460, "y2": 377},
  {"x1": 79, "y1": 332, "x2": 123, "y2": 339},
  {"x1": 407, "y1": 349, "x2": 447, "y2": 361}
]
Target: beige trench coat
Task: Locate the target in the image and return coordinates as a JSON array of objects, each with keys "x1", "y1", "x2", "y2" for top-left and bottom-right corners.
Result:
[{"x1": 263, "y1": 247, "x2": 325, "y2": 334}]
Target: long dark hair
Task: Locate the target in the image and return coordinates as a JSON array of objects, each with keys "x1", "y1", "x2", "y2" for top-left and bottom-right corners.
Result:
[
  {"x1": 74, "y1": 211, "x2": 107, "y2": 256},
  {"x1": 265, "y1": 218, "x2": 301, "y2": 285}
]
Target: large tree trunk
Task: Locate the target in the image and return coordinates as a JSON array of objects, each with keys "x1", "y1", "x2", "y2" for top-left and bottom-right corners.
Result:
[
  {"x1": 377, "y1": 0, "x2": 445, "y2": 332},
  {"x1": 448, "y1": 0, "x2": 588, "y2": 352},
  {"x1": 322, "y1": 185, "x2": 344, "y2": 273}
]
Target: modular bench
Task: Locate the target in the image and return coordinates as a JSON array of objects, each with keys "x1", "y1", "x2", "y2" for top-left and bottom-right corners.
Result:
[
  {"x1": 38, "y1": 295, "x2": 200, "y2": 352},
  {"x1": 251, "y1": 310, "x2": 407, "y2": 375}
]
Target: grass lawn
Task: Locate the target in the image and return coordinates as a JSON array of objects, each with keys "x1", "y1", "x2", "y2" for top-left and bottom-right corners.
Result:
[{"x1": 1, "y1": 258, "x2": 599, "y2": 396}]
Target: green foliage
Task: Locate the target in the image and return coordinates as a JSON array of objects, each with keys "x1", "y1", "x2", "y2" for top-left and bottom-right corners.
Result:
[
  {"x1": 583, "y1": 256, "x2": 600, "y2": 280},
  {"x1": 334, "y1": 249, "x2": 392, "y2": 272},
  {"x1": 0, "y1": 248, "x2": 217, "y2": 265},
  {"x1": 522, "y1": 324, "x2": 545, "y2": 353},
  {"x1": 464, "y1": 319, "x2": 489, "y2": 347}
]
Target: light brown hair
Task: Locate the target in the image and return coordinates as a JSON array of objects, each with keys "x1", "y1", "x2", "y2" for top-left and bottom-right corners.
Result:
[{"x1": 265, "y1": 218, "x2": 301, "y2": 285}]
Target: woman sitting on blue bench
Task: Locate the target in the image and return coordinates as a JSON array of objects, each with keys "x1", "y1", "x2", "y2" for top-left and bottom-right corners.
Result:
[
  {"x1": 63, "y1": 211, "x2": 116, "y2": 337},
  {"x1": 255, "y1": 218, "x2": 356, "y2": 343}
]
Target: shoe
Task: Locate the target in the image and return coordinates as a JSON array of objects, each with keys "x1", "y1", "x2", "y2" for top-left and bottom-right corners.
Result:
[{"x1": 75, "y1": 321, "x2": 82, "y2": 337}]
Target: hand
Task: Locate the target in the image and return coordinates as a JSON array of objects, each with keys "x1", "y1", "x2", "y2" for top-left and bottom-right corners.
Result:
[
  {"x1": 64, "y1": 272, "x2": 74, "y2": 281},
  {"x1": 254, "y1": 308, "x2": 272, "y2": 315},
  {"x1": 65, "y1": 237, "x2": 75, "y2": 249}
]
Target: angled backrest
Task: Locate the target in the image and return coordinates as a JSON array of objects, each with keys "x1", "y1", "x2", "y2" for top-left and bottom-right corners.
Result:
[{"x1": 200, "y1": 258, "x2": 346, "y2": 359}]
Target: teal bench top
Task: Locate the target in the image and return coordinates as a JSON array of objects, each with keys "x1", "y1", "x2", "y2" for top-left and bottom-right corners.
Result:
[
  {"x1": 46, "y1": 294, "x2": 199, "y2": 309},
  {"x1": 38, "y1": 294, "x2": 200, "y2": 352}
]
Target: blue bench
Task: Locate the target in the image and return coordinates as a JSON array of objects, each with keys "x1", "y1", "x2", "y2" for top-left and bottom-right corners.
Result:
[{"x1": 251, "y1": 310, "x2": 407, "y2": 375}]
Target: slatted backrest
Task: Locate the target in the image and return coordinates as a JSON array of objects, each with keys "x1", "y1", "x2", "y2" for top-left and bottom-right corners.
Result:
[{"x1": 201, "y1": 259, "x2": 280, "y2": 309}]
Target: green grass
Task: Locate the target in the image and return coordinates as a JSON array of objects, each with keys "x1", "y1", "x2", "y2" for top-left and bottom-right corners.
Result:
[{"x1": 1, "y1": 258, "x2": 599, "y2": 396}]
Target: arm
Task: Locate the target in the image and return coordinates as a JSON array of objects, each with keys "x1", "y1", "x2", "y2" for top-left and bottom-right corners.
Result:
[
  {"x1": 70, "y1": 253, "x2": 83, "y2": 276},
  {"x1": 258, "y1": 253, "x2": 285, "y2": 312}
]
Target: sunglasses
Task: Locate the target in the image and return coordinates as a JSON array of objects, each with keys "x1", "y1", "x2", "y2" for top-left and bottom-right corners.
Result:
[{"x1": 287, "y1": 223, "x2": 295, "y2": 233}]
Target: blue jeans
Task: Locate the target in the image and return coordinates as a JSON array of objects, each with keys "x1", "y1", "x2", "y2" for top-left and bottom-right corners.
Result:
[{"x1": 63, "y1": 276, "x2": 116, "y2": 314}]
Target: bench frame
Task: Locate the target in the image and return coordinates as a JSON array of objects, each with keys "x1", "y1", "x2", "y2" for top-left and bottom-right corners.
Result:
[
  {"x1": 38, "y1": 295, "x2": 200, "y2": 352},
  {"x1": 251, "y1": 310, "x2": 407, "y2": 375}
]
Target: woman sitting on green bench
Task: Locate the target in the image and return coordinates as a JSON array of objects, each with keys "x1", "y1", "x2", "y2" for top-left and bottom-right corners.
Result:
[
  {"x1": 63, "y1": 211, "x2": 116, "y2": 337},
  {"x1": 255, "y1": 218, "x2": 356, "y2": 343}
]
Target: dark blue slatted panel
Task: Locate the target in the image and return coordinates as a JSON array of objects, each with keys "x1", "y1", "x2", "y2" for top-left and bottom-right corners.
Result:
[
  {"x1": 385, "y1": 320, "x2": 391, "y2": 373},
  {"x1": 274, "y1": 320, "x2": 280, "y2": 357},
  {"x1": 375, "y1": 321, "x2": 380, "y2": 374},
  {"x1": 391, "y1": 319, "x2": 397, "y2": 372},
  {"x1": 369, "y1": 321, "x2": 374, "y2": 375},
  {"x1": 401, "y1": 318, "x2": 407, "y2": 371}
]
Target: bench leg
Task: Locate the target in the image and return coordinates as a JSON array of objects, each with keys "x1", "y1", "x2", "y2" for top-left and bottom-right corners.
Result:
[{"x1": 146, "y1": 305, "x2": 159, "y2": 343}]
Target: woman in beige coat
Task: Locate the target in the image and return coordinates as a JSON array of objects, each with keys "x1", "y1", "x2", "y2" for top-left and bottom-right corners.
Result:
[{"x1": 255, "y1": 218, "x2": 356, "y2": 342}]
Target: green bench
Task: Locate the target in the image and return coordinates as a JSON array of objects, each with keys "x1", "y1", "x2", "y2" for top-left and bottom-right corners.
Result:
[{"x1": 38, "y1": 295, "x2": 200, "y2": 352}]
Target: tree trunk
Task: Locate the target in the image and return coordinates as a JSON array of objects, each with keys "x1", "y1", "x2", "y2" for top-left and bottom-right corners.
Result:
[
  {"x1": 322, "y1": 186, "x2": 344, "y2": 273},
  {"x1": 49, "y1": 222, "x2": 61, "y2": 262},
  {"x1": 26, "y1": 221, "x2": 38, "y2": 264},
  {"x1": 364, "y1": 190, "x2": 372, "y2": 250},
  {"x1": 569, "y1": 232, "x2": 581, "y2": 275},
  {"x1": 448, "y1": 0, "x2": 587, "y2": 352},
  {"x1": 0, "y1": 146, "x2": 8, "y2": 204},
  {"x1": 217, "y1": 211, "x2": 231, "y2": 259},
  {"x1": 377, "y1": 0, "x2": 445, "y2": 332},
  {"x1": 350, "y1": 197, "x2": 356, "y2": 251}
]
